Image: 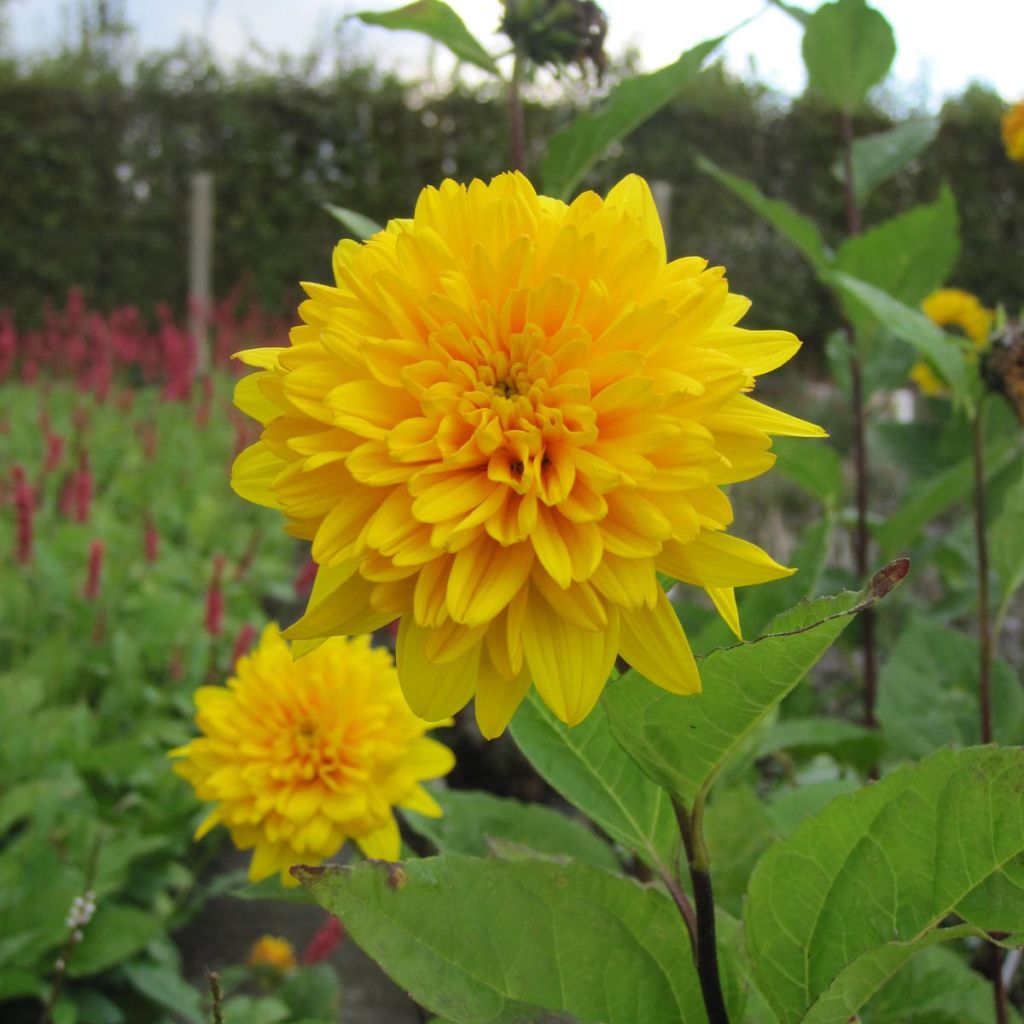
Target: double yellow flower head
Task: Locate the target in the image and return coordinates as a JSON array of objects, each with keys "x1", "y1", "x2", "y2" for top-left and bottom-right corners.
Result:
[{"x1": 175, "y1": 173, "x2": 824, "y2": 882}]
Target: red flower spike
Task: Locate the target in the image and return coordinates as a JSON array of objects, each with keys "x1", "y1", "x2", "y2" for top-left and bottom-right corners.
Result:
[{"x1": 83, "y1": 539, "x2": 104, "y2": 600}]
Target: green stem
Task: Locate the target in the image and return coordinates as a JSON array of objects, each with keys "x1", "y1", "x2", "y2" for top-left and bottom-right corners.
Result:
[
  {"x1": 971, "y1": 407, "x2": 993, "y2": 745},
  {"x1": 839, "y1": 110, "x2": 878, "y2": 734},
  {"x1": 674, "y1": 797, "x2": 730, "y2": 1024},
  {"x1": 970, "y1": 402, "x2": 1007, "y2": 1024},
  {"x1": 508, "y1": 49, "x2": 527, "y2": 173}
]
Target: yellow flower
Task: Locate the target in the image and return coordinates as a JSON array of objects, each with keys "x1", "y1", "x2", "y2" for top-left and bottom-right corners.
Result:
[
  {"x1": 248, "y1": 935, "x2": 296, "y2": 971},
  {"x1": 911, "y1": 288, "x2": 994, "y2": 395},
  {"x1": 171, "y1": 625, "x2": 453, "y2": 884},
  {"x1": 232, "y1": 173, "x2": 824, "y2": 737},
  {"x1": 1003, "y1": 100, "x2": 1024, "y2": 164}
]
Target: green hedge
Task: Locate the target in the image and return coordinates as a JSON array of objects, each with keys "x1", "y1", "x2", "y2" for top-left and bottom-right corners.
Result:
[{"x1": 1, "y1": 43, "x2": 1020, "y2": 347}]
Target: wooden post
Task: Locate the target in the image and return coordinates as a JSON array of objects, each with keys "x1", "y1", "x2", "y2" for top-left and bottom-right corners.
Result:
[
  {"x1": 650, "y1": 179, "x2": 673, "y2": 251},
  {"x1": 189, "y1": 171, "x2": 214, "y2": 375}
]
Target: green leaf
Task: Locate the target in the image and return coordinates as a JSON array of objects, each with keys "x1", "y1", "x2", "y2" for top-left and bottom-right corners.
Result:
[
  {"x1": 403, "y1": 788, "x2": 620, "y2": 872},
  {"x1": 765, "y1": 778, "x2": 859, "y2": 837},
  {"x1": 354, "y1": 1, "x2": 499, "y2": 76},
  {"x1": 756, "y1": 716, "x2": 884, "y2": 773},
  {"x1": 602, "y1": 577, "x2": 902, "y2": 809},
  {"x1": 122, "y1": 962, "x2": 204, "y2": 1024},
  {"x1": 322, "y1": 203, "x2": 383, "y2": 240},
  {"x1": 827, "y1": 272, "x2": 971, "y2": 405},
  {"x1": 703, "y1": 785, "x2": 776, "y2": 917},
  {"x1": 831, "y1": 119, "x2": 940, "y2": 206},
  {"x1": 67, "y1": 904, "x2": 163, "y2": 978},
  {"x1": 510, "y1": 692, "x2": 679, "y2": 872},
  {"x1": 877, "y1": 615, "x2": 1024, "y2": 758},
  {"x1": 696, "y1": 155, "x2": 830, "y2": 272},
  {"x1": 991, "y1": 464, "x2": 1024, "y2": 617},
  {"x1": 745, "y1": 746, "x2": 1024, "y2": 1024},
  {"x1": 279, "y1": 964, "x2": 343, "y2": 1021},
  {"x1": 297, "y1": 854, "x2": 702, "y2": 1024},
  {"x1": 834, "y1": 187, "x2": 959, "y2": 308},
  {"x1": 771, "y1": 438, "x2": 844, "y2": 507},
  {"x1": 767, "y1": 0, "x2": 810, "y2": 26},
  {"x1": 222, "y1": 996, "x2": 290, "y2": 1024},
  {"x1": 873, "y1": 430, "x2": 1019, "y2": 556},
  {"x1": 866, "y1": 943, "x2": 1021, "y2": 1023},
  {"x1": 801, "y1": 0, "x2": 896, "y2": 112},
  {"x1": 542, "y1": 36, "x2": 724, "y2": 200}
]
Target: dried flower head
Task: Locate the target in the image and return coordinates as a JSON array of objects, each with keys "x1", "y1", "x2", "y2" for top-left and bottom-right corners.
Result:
[{"x1": 231, "y1": 173, "x2": 823, "y2": 736}]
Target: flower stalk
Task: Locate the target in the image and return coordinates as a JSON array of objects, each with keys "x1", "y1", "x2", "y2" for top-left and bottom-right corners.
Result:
[
  {"x1": 674, "y1": 796, "x2": 730, "y2": 1024},
  {"x1": 508, "y1": 49, "x2": 528, "y2": 173},
  {"x1": 839, "y1": 110, "x2": 879, "y2": 730}
]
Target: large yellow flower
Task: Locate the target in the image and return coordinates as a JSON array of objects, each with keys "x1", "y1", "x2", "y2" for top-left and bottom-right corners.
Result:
[
  {"x1": 1003, "y1": 99, "x2": 1024, "y2": 164},
  {"x1": 232, "y1": 173, "x2": 823, "y2": 737},
  {"x1": 171, "y1": 625, "x2": 453, "y2": 883},
  {"x1": 911, "y1": 287, "x2": 994, "y2": 396}
]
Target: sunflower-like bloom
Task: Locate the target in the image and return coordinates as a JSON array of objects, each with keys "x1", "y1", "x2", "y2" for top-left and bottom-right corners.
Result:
[
  {"x1": 911, "y1": 287, "x2": 994, "y2": 396},
  {"x1": 232, "y1": 173, "x2": 823, "y2": 737},
  {"x1": 248, "y1": 935, "x2": 297, "y2": 971},
  {"x1": 171, "y1": 625, "x2": 453, "y2": 883},
  {"x1": 1003, "y1": 100, "x2": 1024, "y2": 164}
]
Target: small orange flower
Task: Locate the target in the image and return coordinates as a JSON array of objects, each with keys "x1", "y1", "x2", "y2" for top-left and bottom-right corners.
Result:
[
  {"x1": 1002, "y1": 100, "x2": 1024, "y2": 164},
  {"x1": 248, "y1": 935, "x2": 296, "y2": 971}
]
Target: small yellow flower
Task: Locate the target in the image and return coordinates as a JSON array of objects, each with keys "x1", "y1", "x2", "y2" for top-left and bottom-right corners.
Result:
[
  {"x1": 1002, "y1": 100, "x2": 1024, "y2": 164},
  {"x1": 248, "y1": 935, "x2": 296, "y2": 971},
  {"x1": 911, "y1": 288, "x2": 994, "y2": 395},
  {"x1": 171, "y1": 625, "x2": 453, "y2": 885},
  {"x1": 232, "y1": 173, "x2": 824, "y2": 736}
]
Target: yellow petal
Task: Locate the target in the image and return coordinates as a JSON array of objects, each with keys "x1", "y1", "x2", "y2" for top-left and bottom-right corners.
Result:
[
  {"x1": 284, "y1": 563, "x2": 393, "y2": 640},
  {"x1": 618, "y1": 587, "x2": 700, "y2": 695},
  {"x1": 396, "y1": 616, "x2": 480, "y2": 720},
  {"x1": 355, "y1": 816, "x2": 400, "y2": 861},
  {"x1": 706, "y1": 586, "x2": 741, "y2": 640},
  {"x1": 522, "y1": 591, "x2": 618, "y2": 726},
  {"x1": 397, "y1": 785, "x2": 444, "y2": 818},
  {"x1": 474, "y1": 660, "x2": 532, "y2": 740},
  {"x1": 231, "y1": 443, "x2": 284, "y2": 509},
  {"x1": 446, "y1": 536, "x2": 533, "y2": 626},
  {"x1": 659, "y1": 531, "x2": 795, "y2": 589},
  {"x1": 604, "y1": 173, "x2": 667, "y2": 262}
]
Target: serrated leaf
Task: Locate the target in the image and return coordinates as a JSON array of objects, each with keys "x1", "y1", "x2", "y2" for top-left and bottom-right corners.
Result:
[
  {"x1": 354, "y1": 1, "x2": 499, "y2": 76},
  {"x1": 696, "y1": 155, "x2": 830, "y2": 272},
  {"x1": 831, "y1": 119, "x2": 940, "y2": 205},
  {"x1": 403, "y1": 788, "x2": 620, "y2": 873},
  {"x1": 801, "y1": 0, "x2": 896, "y2": 112},
  {"x1": 602, "y1": 581, "x2": 899, "y2": 808},
  {"x1": 834, "y1": 187, "x2": 959, "y2": 308},
  {"x1": 543, "y1": 36, "x2": 724, "y2": 200},
  {"x1": 745, "y1": 746, "x2": 1024, "y2": 1024},
  {"x1": 827, "y1": 272, "x2": 971, "y2": 405},
  {"x1": 510, "y1": 692, "x2": 679, "y2": 872},
  {"x1": 865, "y1": 943, "x2": 1021, "y2": 1024},
  {"x1": 297, "y1": 854, "x2": 702, "y2": 1024},
  {"x1": 322, "y1": 203, "x2": 383, "y2": 241},
  {"x1": 877, "y1": 615, "x2": 1024, "y2": 759}
]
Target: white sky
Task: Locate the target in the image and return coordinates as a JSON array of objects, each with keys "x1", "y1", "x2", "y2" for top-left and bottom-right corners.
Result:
[{"x1": 8, "y1": 0, "x2": 1024, "y2": 109}]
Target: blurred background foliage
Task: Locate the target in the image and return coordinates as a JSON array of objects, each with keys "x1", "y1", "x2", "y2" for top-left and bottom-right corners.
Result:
[{"x1": 1, "y1": 6, "x2": 1021, "y2": 350}]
